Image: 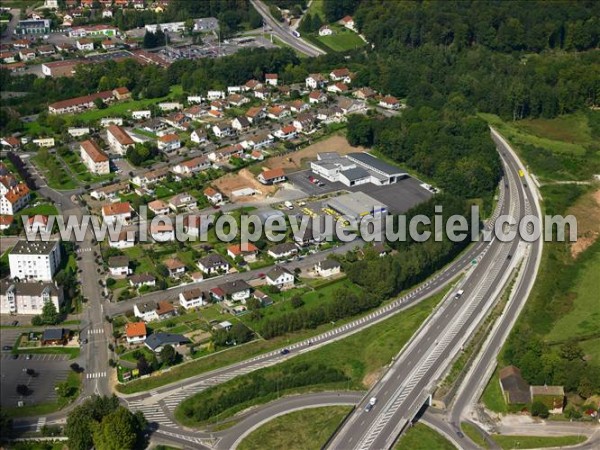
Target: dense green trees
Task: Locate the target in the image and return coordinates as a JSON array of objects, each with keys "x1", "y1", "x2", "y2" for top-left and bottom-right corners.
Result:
[
  {"x1": 142, "y1": 28, "x2": 166, "y2": 49},
  {"x1": 65, "y1": 395, "x2": 147, "y2": 450},
  {"x1": 126, "y1": 143, "x2": 160, "y2": 167},
  {"x1": 178, "y1": 362, "x2": 347, "y2": 423}
]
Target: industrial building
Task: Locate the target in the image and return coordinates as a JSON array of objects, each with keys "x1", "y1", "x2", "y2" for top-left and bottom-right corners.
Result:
[
  {"x1": 325, "y1": 192, "x2": 387, "y2": 220},
  {"x1": 310, "y1": 152, "x2": 406, "y2": 187}
]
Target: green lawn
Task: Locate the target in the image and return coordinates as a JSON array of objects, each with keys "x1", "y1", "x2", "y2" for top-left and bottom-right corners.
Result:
[
  {"x1": 481, "y1": 369, "x2": 508, "y2": 414},
  {"x1": 461, "y1": 422, "x2": 489, "y2": 449},
  {"x1": 31, "y1": 154, "x2": 78, "y2": 190},
  {"x1": 238, "y1": 406, "x2": 351, "y2": 450},
  {"x1": 395, "y1": 423, "x2": 456, "y2": 450},
  {"x1": 316, "y1": 25, "x2": 366, "y2": 52},
  {"x1": 491, "y1": 434, "x2": 586, "y2": 449},
  {"x1": 478, "y1": 112, "x2": 600, "y2": 181},
  {"x1": 580, "y1": 337, "x2": 600, "y2": 366},
  {"x1": 546, "y1": 244, "x2": 600, "y2": 342},
  {"x1": 16, "y1": 203, "x2": 59, "y2": 217},
  {"x1": 174, "y1": 291, "x2": 446, "y2": 426},
  {"x1": 15, "y1": 346, "x2": 81, "y2": 360},
  {"x1": 65, "y1": 85, "x2": 183, "y2": 124}
]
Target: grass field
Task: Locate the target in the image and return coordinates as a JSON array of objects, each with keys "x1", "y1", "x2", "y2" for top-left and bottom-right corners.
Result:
[
  {"x1": 395, "y1": 423, "x2": 456, "y2": 450},
  {"x1": 65, "y1": 85, "x2": 183, "y2": 124},
  {"x1": 238, "y1": 406, "x2": 351, "y2": 450},
  {"x1": 481, "y1": 370, "x2": 508, "y2": 414},
  {"x1": 316, "y1": 25, "x2": 366, "y2": 52},
  {"x1": 580, "y1": 337, "x2": 600, "y2": 367},
  {"x1": 16, "y1": 203, "x2": 59, "y2": 218},
  {"x1": 479, "y1": 112, "x2": 600, "y2": 181},
  {"x1": 32, "y1": 154, "x2": 78, "y2": 190},
  {"x1": 546, "y1": 242, "x2": 600, "y2": 342},
  {"x1": 174, "y1": 291, "x2": 446, "y2": 426},
  {"x1": 461, "y1": 422, "x2": 489, "y2": 449},
  {"x1": 490, "y1": 434, "x2": 586, "y2": 449}
]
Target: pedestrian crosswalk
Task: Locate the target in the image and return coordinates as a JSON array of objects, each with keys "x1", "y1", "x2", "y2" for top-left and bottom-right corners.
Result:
[
  {"x1": 36, "y1": 417, "x2": 46, "y2": 432},
  {"x1": 87, "y1": 328, "x2": 104, "y2": 335},
  {"x1": 76, "y1": 247, "x2": 92, "y2": 253},
  {"x1": 85, "y1": 371, "x2": 106, "y2": 379}
]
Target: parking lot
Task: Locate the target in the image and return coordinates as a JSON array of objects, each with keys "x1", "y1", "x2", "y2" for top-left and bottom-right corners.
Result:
[
  {"x1": 0, "y1": 353, "x2": 71, "y2": 408},
  {"x1": 287, "y1": 170, "x2": 433, "y2": 214},
  {"x1": 0, "y1": 328, "x2": 23, "y2": 350}
]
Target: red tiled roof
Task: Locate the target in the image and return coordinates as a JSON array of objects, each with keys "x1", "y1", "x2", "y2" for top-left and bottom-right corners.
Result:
[
  {"x1": 125, "y1": 321, "x2": 146, "y2": 338},
  {"x1": 80, "y1": 139, "x2": 108, "y2": 163},
  {"x1": 102, "y1": 202, "x2": 131, "y2": 216},
  {"x1": 107, "y1": 125, "x2": 134, "y2": 145},
  {"x1": 260, "y1": 168, "x2": 285, "y2": 180}
]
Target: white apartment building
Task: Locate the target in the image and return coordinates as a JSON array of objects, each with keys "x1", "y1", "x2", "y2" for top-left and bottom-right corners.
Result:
[
  {"x1": 80, "y1": 140, "x2": 110, "y2": 175},
  {"x1": 9, "y1": 240, "x2": 61, "y2": 282},
  {"x1": 0, "y1": 280, "x2": 62, "y2": 315},
  {"x1": 106, "y1": 125, "x2": 135, "y2": 155}
]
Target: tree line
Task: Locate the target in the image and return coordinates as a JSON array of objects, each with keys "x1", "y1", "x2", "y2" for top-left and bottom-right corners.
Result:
[{"x1": 178, "y1": 362, "x2": 347, "y2": 423}]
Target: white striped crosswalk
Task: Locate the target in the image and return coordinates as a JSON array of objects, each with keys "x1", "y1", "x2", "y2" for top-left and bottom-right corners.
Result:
[
  {"x1": 85, "y1": 371, "x2": 106, "y2": 379},
  {"x1": 87, "y1": 328, "x2": 104, "y2": 335},
  {"x1": 36, "y1": 417, "x2": 46, "y2": 432}
]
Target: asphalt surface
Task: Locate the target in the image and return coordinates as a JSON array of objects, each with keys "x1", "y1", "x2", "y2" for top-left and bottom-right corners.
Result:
[
  {"x1": 326, "y1": 129, "x2": 534, "y2": 449},
  {"x1": 250, "y1": 0, "x2": 325, "y2": 57}
]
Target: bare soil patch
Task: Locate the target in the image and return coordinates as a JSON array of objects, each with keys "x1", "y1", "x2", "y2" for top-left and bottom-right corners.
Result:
[
  {"x1": 267, "y1": 134, "x2": 365, "y2": 171},
  {"x1": 569, "y1": 188, "x2": 600, "y2": 258}
]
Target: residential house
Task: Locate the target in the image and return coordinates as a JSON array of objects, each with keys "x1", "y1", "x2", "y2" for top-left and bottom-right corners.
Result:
[
  {"x1": 293, "y1": 113, "x2": 316, "y2": 134},
  {"x1": 244, "y1": 132, "x2": 273, "y2": 150},
  {"x1": 190, "y1": 129, "x2": 208, "y2": 145},
  {"x1": 183, "y1": 214, "x2": 206, "y2": 237},
  {"x1": 0, "y1": 215, "x2": 14, "y2": 230},
  {"x1": 319, "y1": 25, "x2": 333, "y2": 36},
  {"x1": 231, "y1": 116, "x2": 251, "y2": 132},
  {"x1": 273, "y1": 125, "x2": 297, "y2": 140},
  {"x1": 129, "y1": 273, "x2": 156, "y2": 289},
  {"x1": 265, "y1": 265, "x2": 295, "y2": 289},
  {"x1": 32, "y1": 138, "x2": 55, "y2": 148},
  {"x1": 207, "y1": 90, "x2": 225, "y2": 100},
  {"x1": 142, "y1": 118, "x2": 168, "y2": 133},
  {"x1": 498, "y1": 366, "x2": 531, "y2": 405},
  {"x1": 132, "y1": 167, "x2": 169, "y2": 188},
  {"x1": 209, "y1": 144, "x2": 243, "y2": 162},
  {"x1": 108, "y1": 256, "x2": 131, "y2": 277},
  {"x1": 163, "y1": 258, "x2": 186, "y2": 278},
  {"x1": 244, "y1": 80, "x2": 263, "y2": 91},
  {"x1": 329, "y1": 68, "x2": 351, "y2": 83},
  {"x1": 101, "y1": 39, "x2": 115, "y2": 50},
  {"x1": 353, "y1": 87, "x2": 376, "y2": 100},
  {"x1": 90, "y1": 182, "x2": 130, "y2": 201},
  {"x1": 134, "y1": 300, "x2": 176, "y2": 322},
  {"x1": 265, "y1": 73, "x2": 278, "y2": 86},
  {"x1": 254, "y1": 87, "x2": 271, "y2": 100},
  {"x1": 172, "y1": 156, "x2": 210, "y2": 176},
  {"x1": 267, "y1": 106, "x2": 290, "y2": 121},
  {"x1": 340, "y1": 15, "x2": 355, "y2": 30},
  {"x1": 0, "y1": 136, "x2": 20, "y2": 150},
  {"x1": 145, "y1": 332, "x2": 190, "y2": 353},
  {"x1": 106, "y1": 125, "x2": 135, "y2": 155},
  {"x1": 101, "y1": 202, "x2": 131, "y2": 225},
  {"x1": 157, "y1": 133, "x2": 182, "y2": 152},
  {"x1": 113, "y1": 87, "x2": 131, "y2": 101},
  {"x1": 150, "y1": 222, "x2": 175, "y2": 242},
  {"x1": 379, "y1": 95, "x2": 400, "y2": 110},
  {"x1": 179, "y1": 288, "x2": 209, "y2": 310},
  {"x1": 227, "y1": 93, "x2": 249, "y2": 107},
  {"x1": 148, "y1": 199, "x2": 170, "y2": 215},
  {"x1": 158, "y1": 102, "x2": 183, "y2": 111},
  {"x1": 267, "y1": 242, "x2": 298, "y2": 260},
  {"x1": 245, "y1": 106, "x2": 266, "y2": 123},
  {"x1": 169, "y1": 192, "x2": 197, "y2": 212},
  {"x1": 314, "y1": 259, "x2": 341, "y2": 277},
  {"x1": 338, "y1": 97, "x2": 364, "y2": 114},
  {"x1": 183, "y1": 105, "x2": 203, "y2": 120},
  {"x1": 327, "y1": 82, "x2": 349, "y2": 94},
  {"x1": 530, "y1": 386, "x2": 565, "y2": 414},
  {"x1": 253, "y1": 289, "x2": 274, "y2": 307},
  {"x1": 258, "y1": 167, "x2": 287, "y2": 185},
  {"x1": 25, "y1": 215, "x2": 51, "y2": 235},
  {"x1": 109, "y1": 230, "x2": 135, "y2": 249},
  {"x1": 76, "y1": 38, "x2": 94, "y2": 51},
  {"x1": 227, "y1": 243, "x2": 259, "y2": 262},
  {"x1": 41, "y1": 328, "x2": 69, "y2": 346},
  {"x1": 309, "y1": 90, "x2": 328, "y2": 104},
  {"x1": 48, "y1": 90, "x2": 115, "y2": 114},
  {"x1": 187, "y1": 95, "x2": 204, "y2": 104},
  {"x1": 125, "y1": 321, "x2": 147, "y2": 344},
  {"x1": 288, "y1": 100, "x2": 310, "y2": 114},
  {"x1": 204, "y1": 187, "x2": 222, "y2": 205},
  {"x1": 132, "y1": 110, "x2": 152, "y2": 120},
  {"x1": 101, "y1": 117, "x2": 123, "y2": 127},
  {"x1": 212, "y1": 122, "x2": 233, "y2": 139},
  {"x1": 306, "y1": 73, "x2": 327, "y2": 89},
  {"x1": 211, "y1": 280, "x2": 251, "y2": 302},
  {"x1": 197, "y1": 253, "x2": 230, "y2": 275},
  {"x1": 80, "y1": 139, "x2": 110, "y2": 175},
  {"x1": 163, "y1": 112, "x2": 190, "y2": 130},
  {"x1": 68, "y1": 127, "x2": 90, "y2": 137}
]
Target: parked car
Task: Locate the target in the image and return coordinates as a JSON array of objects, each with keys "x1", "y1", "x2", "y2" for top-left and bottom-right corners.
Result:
[{"x1": 2, "y1": 345, "x2": 12, "y2": 351}]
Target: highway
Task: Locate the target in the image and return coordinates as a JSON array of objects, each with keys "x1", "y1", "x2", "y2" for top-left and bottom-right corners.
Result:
[
  {"x1": 326, "y1": 128, "x2": 538, "y2": 449},
  {"x1": 250, "y1": 0, "x2": 326, "y2": 57}
]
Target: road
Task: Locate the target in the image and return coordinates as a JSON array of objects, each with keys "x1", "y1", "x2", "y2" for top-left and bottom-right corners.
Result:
[
  {"x1": 326, "y1": 128, "x2": 538, "y2": 449},
  {"x1": 24, "y1": 157, "x2": 112, "y2": 398},
  {"x1": 445, "y1": 128, "x2": 545, "y2": 447},
  {"x1": 250, "y1": 0, "x2": 325, "y2": 57}
]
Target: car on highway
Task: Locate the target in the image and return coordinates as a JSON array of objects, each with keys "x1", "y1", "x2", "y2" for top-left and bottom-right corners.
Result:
[
  {"x1": 364, "y1": 397, "x2": 377, "y2": 412},
  {"x1": 11, "y1": 320, "x2": 18, "y2": 326},
  {"x1": 2, "y1": 345, "x2": 12, "y2": 351},
  {"x1": 454, "y1": 289, "x2": 464, "y2": 299},
  {"x1": 280, "y1": 348, "x2": 290, "y2": 355}
]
